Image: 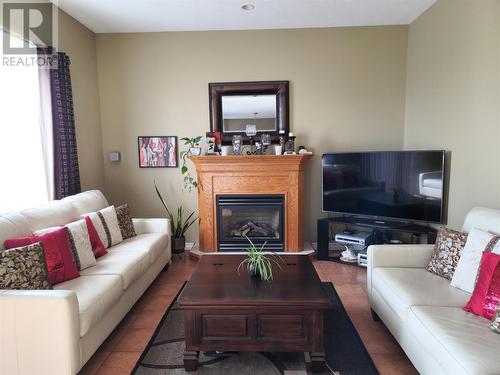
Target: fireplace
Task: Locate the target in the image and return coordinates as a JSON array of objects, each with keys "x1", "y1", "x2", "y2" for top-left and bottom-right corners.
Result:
[
  {"x1": 216, "y1": 195, "x2": 285, "y2": 252},
  {"x1": 190, "y1": 155, "x2": 311, "y2": 252}
]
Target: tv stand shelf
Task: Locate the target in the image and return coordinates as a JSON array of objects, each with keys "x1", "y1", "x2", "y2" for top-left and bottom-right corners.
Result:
[
  {"x1": 316, "y1": 216, "x2": 437, "y2": 261},
  {"x1": 330, "y1": 216, "x2": 437, "y2": 234}
]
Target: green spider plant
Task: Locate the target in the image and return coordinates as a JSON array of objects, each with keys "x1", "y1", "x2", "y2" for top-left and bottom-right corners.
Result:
[
  {"x1": 237, "y1": 236, "x2": 284, "y2": 282},
  {"x1": 154, "y1": 182, "x2": 197, "y2": 238}
]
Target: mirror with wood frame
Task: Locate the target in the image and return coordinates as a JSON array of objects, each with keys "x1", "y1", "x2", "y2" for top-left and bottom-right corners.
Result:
[{"x1": 209, "y1": 81, "x2": 289, "y2": 144}]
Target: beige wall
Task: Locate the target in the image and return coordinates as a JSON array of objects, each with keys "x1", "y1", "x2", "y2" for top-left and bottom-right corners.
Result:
[
  {"x1": 405, "y1": 0, "x2": 500, "y2": 230},
  {"x1": 58, "y1": 10, "x2": 104, "y2": 192},
  {"x1": 95, "y1": 27, "x2": 408, "y2": 242}
]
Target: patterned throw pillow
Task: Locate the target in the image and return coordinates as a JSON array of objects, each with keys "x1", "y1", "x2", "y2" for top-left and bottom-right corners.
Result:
[
  {"x1": 0, "y1": 243, "x2": 52, "y2": 290},
  {"x1": 492, "y1": 308, "x2": 500, "y2": 334},
  {"x1": 84, "y1": 206, "x2": 123, "y2": 248},
  {"x1": 426, "y1": 227, "x2": 468, "y2": 280},
  {"x1": 4, "y1": 227, "x2": 80, "y2": 285},
  {"x1": 115, "y1": 204, "x2": 136, "y2": 240},
  {"x1": 66, "y1": 219, "x2": 97, "y2": 270}
]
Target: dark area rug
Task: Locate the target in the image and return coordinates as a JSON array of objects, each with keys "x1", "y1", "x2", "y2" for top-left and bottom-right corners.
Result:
[{"x1": 132, "y1": 282, "x2": 378, "y2": 375}]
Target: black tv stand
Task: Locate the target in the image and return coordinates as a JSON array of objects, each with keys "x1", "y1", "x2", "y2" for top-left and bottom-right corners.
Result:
[
  {"x1": 316, "y1": 216, "x2": 437, "y2": 261},
  {"x1": 347, "y1": 216, "x2": 406, "y2": 229}
]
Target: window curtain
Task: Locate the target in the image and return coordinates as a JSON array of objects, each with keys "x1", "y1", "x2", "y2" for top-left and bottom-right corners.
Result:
[
  {"x1": 38, "y1": 52, "x2": 55, "y2": 200},
  {"x1": 49, "y1": 52, "x2": 81, "y2": 199}
]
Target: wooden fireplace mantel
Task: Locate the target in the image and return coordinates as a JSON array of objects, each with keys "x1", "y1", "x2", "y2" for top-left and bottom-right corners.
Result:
[{"x1": 190, "y1": 155, "x2": 312, "y2": 252}]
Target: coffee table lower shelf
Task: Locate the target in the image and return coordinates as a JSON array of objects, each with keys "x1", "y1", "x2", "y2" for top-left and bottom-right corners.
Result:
[{"x1": 182, "y1": 308, "x2": 327, "y2": 372}]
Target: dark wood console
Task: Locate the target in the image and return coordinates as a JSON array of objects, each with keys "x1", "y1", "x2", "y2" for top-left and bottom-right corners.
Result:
[{"x1": 178, "y1": 254, "x2": 331, "y2": 372}]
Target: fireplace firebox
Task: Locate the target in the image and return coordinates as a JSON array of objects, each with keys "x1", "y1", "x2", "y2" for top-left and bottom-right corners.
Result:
[{"x1": 216, "y1": 195, "x2": 285, "y2": 252}]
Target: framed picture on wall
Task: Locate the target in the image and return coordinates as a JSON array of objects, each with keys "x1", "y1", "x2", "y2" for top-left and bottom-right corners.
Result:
[{"x1": 138, "y1": 136, "x2": 178, "y2": 168}]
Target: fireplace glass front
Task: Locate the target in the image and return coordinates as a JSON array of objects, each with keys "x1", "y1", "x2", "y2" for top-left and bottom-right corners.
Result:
[{"x1": 216, "y1": 195, "x2": 284, "y2": 251}]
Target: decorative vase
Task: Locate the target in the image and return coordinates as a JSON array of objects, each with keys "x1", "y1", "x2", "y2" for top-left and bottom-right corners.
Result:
[
  {"x1": 190, "y1": 147, "x2": 202, "y2": 156},
  {"x1": 171, "y1": 236, "x2": 186, "y2": 254}
]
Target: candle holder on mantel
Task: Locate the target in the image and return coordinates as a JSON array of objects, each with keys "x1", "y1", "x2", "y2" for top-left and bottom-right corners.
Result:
[{"x1": 245, "y1": 121, "x2": 257, "y2": 155}]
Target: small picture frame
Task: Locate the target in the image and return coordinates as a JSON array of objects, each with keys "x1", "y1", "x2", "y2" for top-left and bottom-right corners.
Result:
[{"x1": 138, "y1": 136, "x2": 178, "y2": 168}]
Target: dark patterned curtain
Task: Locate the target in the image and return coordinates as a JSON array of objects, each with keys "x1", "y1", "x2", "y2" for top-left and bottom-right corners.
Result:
[{"x1": 50, "y1": 52, "x2": 81, "y2": 199}]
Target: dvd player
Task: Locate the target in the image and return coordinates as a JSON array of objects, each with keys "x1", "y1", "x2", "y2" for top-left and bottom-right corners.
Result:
[{"x1": 335, "y1": 231, "x2": 372, "y2": 246}]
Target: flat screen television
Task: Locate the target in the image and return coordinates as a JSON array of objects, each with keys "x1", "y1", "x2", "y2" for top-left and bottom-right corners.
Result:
[{"x1": 322, "y1": 150, "x2": 445, "y2": 224}]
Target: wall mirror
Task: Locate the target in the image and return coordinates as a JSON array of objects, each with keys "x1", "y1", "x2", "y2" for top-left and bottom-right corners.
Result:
[{"x1": 209, "y1": 81, "x2": 289, "y2": 144}]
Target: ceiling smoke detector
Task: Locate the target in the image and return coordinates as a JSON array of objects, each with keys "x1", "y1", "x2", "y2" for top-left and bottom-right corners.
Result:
[{"x1": 241, "y1": 4, "x2": 255, "y2": 11}]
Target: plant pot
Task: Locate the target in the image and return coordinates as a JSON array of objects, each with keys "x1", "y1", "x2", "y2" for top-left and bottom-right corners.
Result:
[
  {"x1": 190, "y1": 147, "x2": 202, "y2": 156},
  {"x1": 171, "y1": 236, "x2": 186, "y2": 254},
  {"x1": 248, "y1": 262, "x2": 260, "y2": 278}
]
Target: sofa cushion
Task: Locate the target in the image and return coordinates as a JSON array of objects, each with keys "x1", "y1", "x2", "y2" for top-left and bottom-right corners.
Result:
[
  {"x1": 115, "y1": 204, "x2": 136, "y2": 240},
  {"x1": 464, "y1": 251, "x2": 500, "y2": 319},
  {"x1": 62, "y1": 190, "x2": 109, "y2": 216},
  {"x1": 372, "y1": 268, "x2": 470, "y2": 321},
  {"x1": 426, "y1": 227, "x2": 467, "y2": 280},
  {"x1": 4, "y1": 227, "x2": 80, "y2": 285},
  {"x1": 0, "y1": 243, "x2": 52, "y2": 290},
  {"x1": 0, "y1": 212, "x2": 32, "y2": 251},
  {"x1": 451, "y1": 228, "x2": 500, "y2": 293},
  {"x1": 80, "y1": 245, "x2": 150, "y2": 290},
  {"x1": 21, "y1": 201, "x2": 79, "y2": 232},
  {"x1": 113, "y1": 233, "x2": 169, "y2": 264},
  {"x1": 66, "y1": 219, "x2": 97, "y2": 271},
  {"x1": 84, "y1": 216, "x2": 107, "y2": 258},
  {"x1": 408, "y1": 306, "x2": 500, "y2": 375},
  {"x1": 54, "y1": 274, "x2": 122, "y2": 337}
]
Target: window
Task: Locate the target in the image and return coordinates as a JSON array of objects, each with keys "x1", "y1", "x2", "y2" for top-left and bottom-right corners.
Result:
[{"x1": 0, "y1": 33, "x2": 51, "y2": 212}]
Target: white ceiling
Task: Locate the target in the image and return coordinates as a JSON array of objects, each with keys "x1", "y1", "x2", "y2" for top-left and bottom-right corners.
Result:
[{"x1": 55, "y1": 0, "x2": 437, "y2": 33}]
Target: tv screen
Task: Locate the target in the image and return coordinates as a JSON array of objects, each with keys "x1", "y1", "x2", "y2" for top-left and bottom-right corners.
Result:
[{"x1": 322, "y1": 150, "x2": 445, "y2": 223}]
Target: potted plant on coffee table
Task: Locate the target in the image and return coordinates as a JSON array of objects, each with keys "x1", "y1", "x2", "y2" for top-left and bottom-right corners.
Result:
[
  {"x1": 237, "y1": 236, "x2": 284, "y2": 282},
  {"x1": 155, "y1": 182, "x2": 198, "y2": 254}
]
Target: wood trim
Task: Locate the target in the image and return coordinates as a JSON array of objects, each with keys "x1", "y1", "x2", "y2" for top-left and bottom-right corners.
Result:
[{"x1": 190, "y1": 155, "x2": 312, "y2": 252}]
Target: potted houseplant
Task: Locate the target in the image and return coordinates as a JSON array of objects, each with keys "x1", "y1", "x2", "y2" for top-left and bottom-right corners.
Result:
[
  {"x1": 237, "y1": 236, "x2": 284, "y2": 282},
  {"x1": 181, "y1": 136, "x2": 202, "y2": 156},
  {"x1": 155, "y1": 182, "x2": 198, "y2": 253},
  {"x1": 180, "y1": 136, "x2": 202, "y2": 192}
]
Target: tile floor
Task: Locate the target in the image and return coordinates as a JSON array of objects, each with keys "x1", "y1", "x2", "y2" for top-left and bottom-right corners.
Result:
[{"x1": 79, "y1": 255, "x2": 418, "y2": 375}]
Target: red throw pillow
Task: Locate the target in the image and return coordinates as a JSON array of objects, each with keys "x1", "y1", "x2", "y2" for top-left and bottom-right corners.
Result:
[
  {"x1": 84, "y1": 216, "x2": 107, "y2": 258},
  {"x1": 4, "y1": 227, "x2": 80, "y2": 285},
  {"x1": 464, "y1": 251, "x2": 500, "y2": 319}
]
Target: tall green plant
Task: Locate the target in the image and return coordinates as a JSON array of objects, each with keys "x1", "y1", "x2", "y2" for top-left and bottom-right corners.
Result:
[
  {"x1": 154, "y1": 182, "x2": 197, "y2": 238},
  {"x1": 237, "y1": 236, "x2": 284, "y2": 282}
]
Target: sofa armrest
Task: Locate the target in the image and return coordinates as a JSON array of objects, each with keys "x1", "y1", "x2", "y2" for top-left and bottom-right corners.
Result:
[
  {"x1": 368, "y1": 244, "x2": 434, "y2": 269},
  {"x1": 0, "y1": 290, "x2": 80, "y2": 375},
  {"x1": 367, "y1": 244, "x2": 434, "y2": 307},
  {"x1": 132, "y1": 218, "x2": 171, "y2": 235}
]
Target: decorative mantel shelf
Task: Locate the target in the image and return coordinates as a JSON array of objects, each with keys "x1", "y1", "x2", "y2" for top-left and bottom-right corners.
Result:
[{"x1": 190, "y1": 155, "x2": 312, "y2": 252}]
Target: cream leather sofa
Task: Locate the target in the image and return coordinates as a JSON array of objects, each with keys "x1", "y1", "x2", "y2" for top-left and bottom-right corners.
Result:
[
  {"x1": 368, "y1": 207, "x2": 500, "y2": 374},
  {"x1": 0, "y1": 190, "x2": 171, "y2": 375}
]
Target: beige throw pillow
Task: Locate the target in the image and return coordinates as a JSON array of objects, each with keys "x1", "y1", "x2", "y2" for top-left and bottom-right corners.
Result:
[
  {"x1": 83, "y1": 206, "x2": 123, "y2": 248},
  {"x1": 66, "y1": 219, "x2": 97, "y2": 270},
  {"x1": 451, "y1": 228, "x2": 500, "y2": 293}
]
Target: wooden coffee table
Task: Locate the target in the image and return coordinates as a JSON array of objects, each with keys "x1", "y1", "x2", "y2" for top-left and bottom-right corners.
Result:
[{"x1": 178, "y1": 254, "x2": 332, "y2": 372}]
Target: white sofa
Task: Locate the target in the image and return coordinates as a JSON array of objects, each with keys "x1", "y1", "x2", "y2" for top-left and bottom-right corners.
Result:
[
  {"x1": 368, "y1": 207, "x2": 500, "y2": 374},
  {"x1": 0, "y1": 190, "x2": 171, "y2": 375}
]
